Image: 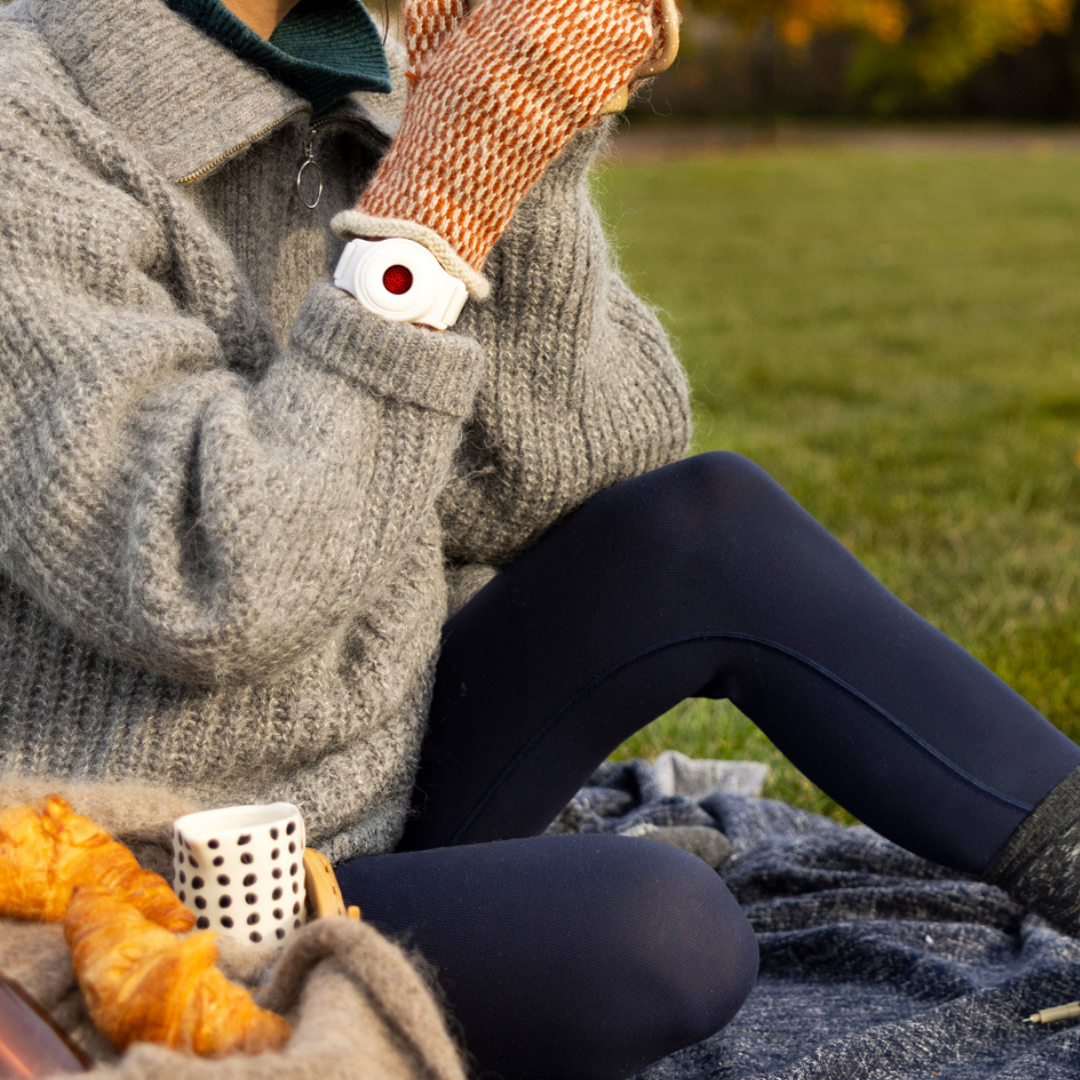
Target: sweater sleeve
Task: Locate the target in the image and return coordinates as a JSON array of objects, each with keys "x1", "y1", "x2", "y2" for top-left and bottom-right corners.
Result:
[
  {"x1": 436, "y1": 122, "x2": 692, "y2": 566},
  {"x1": 0, "y1": 93, "x2": 485, "y2": 688}
]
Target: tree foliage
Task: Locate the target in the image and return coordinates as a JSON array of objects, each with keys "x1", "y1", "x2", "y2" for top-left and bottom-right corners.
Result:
[
  {"x1": 702, "y1": 0, "x2": 908, "y2": 47},
  {"x1": 690, "y1": 0, "x2": 1073, "y2": 95},
  {"x1": 902, "y1": 0, "x2": 1071, "y2": 89},
  {"x1": 859, "y1": 0, "x2": 1072, "y2": 96}
]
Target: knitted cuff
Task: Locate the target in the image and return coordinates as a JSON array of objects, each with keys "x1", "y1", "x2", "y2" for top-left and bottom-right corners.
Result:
[
  {"x1": 984, "y1": 766, "x2": 1080, "y2": 936},
  {"x1": 293, "y1": 282, "x2": 486, "y2": 417}
]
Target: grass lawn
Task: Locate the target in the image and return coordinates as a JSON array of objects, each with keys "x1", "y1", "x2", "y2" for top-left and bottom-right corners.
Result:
[{"x1": 595, "y1": 134, "x2": 1080, "y2": 821}]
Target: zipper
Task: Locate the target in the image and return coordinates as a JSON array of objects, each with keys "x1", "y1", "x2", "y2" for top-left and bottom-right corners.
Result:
[
  {"x1": 298, "y1": 113, "x2": 392, "y2": 210},
  {"x1": 311, "y1": 111, "x2": 391, "y2": 145},
  {"x1": 177, "y1": 107, "x2": 391, "y2": 189},
  {"x1": 296, "y1": 128, "x2": 323, "y2": 209},
  {"x1": 177, "y1": 106, "x2": 310, "y2": 186}
]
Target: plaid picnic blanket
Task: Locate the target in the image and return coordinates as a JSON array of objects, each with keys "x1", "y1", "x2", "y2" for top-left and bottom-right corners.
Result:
[{"x1": 558, "y1": 756, "x2": 1080, "y2": 1080}]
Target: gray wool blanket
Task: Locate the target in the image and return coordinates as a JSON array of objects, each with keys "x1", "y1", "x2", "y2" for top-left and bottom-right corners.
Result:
[{"x1": 555, "y1": 756, "x2": 1080, "y2": 1080}]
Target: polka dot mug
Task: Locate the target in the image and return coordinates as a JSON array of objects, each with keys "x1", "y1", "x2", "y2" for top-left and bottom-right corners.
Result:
[{"x1": 172, "y1": 804, "x2": 306, "y2": 946}]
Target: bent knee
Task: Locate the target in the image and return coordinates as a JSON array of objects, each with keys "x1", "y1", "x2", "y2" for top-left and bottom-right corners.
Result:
[
  {"x1": 606, "y1": 838, "x2": 758, "y2": 1053},
  {"x1": 588, "y1": 452, "x2": 784, "y2": 559},
  {"x1": 666, "y1": 452, "x2": 783, "y2": 526},
  {"x1": 647, "y1": 841, "x2": 758, "y2": 1045}
]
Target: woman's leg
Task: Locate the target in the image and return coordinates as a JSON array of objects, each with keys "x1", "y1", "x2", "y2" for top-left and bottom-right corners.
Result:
[
  {"x1": 337, "y1": 834, "x2": 758, "y2": 1080},
  {"x1": 402, "y1": 452, "x2": 1080, "y2": 875}
]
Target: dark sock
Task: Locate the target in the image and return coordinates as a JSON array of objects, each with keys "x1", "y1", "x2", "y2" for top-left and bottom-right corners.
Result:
[{"x1": 985, "y1": 766, "x2": 1080, "y2": 935}]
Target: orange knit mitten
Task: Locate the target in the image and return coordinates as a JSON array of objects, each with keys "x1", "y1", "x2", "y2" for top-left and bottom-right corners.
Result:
[{"x1": 332, "y1": 0, "x2": 662, "y2": 299}]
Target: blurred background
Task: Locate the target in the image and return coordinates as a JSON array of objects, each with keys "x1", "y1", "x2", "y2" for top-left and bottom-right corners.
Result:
[{"x1": 631, "y1": 0, "x2": 1079, "y2": 120}]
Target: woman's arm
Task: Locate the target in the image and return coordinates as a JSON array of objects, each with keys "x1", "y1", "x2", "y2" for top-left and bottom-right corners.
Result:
[
  {"x1": 436, "y1": 127, "x2": 693, "y2": 565},
  {"x1": 0, "y1": 84, "x2": 485, "y2": 688}
]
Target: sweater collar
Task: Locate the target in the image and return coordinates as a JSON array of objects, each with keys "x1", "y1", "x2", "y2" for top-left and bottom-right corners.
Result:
[
  {"x1": 163, "y1": 0, "x2": 391, "y2": 116},
  {"x1": 29, "y1": 0, "x2": 400, "y2": 184}
]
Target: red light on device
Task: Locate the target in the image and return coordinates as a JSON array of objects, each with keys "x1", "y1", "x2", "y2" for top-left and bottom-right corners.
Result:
[{"x1": 383, "y1": 265, "x2": 413, "y2": 295}]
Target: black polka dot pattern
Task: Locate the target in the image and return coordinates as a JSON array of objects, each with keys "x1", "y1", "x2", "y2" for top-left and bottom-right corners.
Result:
[{"x1": 174, "y1": 812, "x2": 306, "y2": 946}]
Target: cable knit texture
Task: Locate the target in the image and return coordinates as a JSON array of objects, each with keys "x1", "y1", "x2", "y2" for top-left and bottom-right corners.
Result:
[{"x1": 0, "y1": 0, "x2": 691, "y2": 862}]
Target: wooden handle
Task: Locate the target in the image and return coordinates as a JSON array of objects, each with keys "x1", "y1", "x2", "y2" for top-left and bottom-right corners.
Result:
[
  {"x1": 638, "y1": 0, "x2": 681, "y2": 78},
  {"x1": 601, "y1": 86, "x2": 630, "y2": 115},
  {"x1": 303, "y1": 849, "x2": 360, "y2": 921},
  {"x1": 601, "y1": 0, "x2": 681, "y2": 113}
]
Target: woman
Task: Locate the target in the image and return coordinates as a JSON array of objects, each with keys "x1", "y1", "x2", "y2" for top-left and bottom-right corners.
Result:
[{"x1": 0, "y1": 0, "x2": 1077, "y2": 1077}]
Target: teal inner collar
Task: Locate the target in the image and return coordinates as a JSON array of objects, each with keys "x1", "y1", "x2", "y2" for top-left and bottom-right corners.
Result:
[{"x1": 165, "y1": 0, "x2": 391, "y2": 114}]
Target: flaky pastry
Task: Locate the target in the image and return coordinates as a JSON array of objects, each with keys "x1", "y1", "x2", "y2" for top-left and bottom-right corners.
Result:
[
  {"x1": 0, "y1": 794, "x2": 194, "y2": 930},
  {"x1": 65, "y1": 886, "x2": 292, "y2": 1056}
]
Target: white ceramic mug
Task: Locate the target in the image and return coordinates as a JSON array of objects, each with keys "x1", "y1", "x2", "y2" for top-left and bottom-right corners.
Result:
[{"x1": 172, "y1": 803, "x2": 306, "y2": 946}]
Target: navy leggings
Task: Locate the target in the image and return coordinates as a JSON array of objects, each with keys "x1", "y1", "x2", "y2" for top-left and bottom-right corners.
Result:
[{"x1": 338, "y1": 452, "x2": 1080, "y2": 1080}]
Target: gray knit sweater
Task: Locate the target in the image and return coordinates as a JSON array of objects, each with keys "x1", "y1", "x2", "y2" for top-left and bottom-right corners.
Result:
[{"x1": 0, "y1": 0, "x2": 691, "y2": 862}]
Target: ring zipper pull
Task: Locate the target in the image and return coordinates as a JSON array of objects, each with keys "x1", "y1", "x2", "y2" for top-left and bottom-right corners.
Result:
[{"x1": 296, "y1": 131, "x2": 323, "y2": 210}]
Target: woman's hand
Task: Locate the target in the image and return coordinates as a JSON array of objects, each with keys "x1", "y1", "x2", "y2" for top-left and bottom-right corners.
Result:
[{"x1": 333, "y1": 0, "x2": 662, "y2": 292}]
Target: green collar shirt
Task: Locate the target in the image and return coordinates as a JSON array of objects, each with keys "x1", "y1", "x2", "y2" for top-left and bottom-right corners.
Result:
[{"x1": 164, "y1": 0, "x2": 391, "y2": 114}]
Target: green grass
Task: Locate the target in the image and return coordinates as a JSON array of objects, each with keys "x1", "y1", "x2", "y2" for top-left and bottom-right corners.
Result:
[{"x1": 595, "y1": 141, "x2": 1080, "y2": 822}]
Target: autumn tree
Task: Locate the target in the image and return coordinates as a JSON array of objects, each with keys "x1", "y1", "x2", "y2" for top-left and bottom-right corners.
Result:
[
  {"x1": 707, "y1": 0, "x2": 908, "y2": 48},
  {"x1": 689, "y1": 0, "x2": 1074, "y2": 97},
  {"x1": 842, "y1": 0, "x2": 1074, "y2": 110}
]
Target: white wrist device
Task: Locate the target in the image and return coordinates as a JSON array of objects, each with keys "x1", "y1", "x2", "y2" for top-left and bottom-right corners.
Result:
[{"x1": 334, "y1": 236, "x2": 468, "y2": 330}]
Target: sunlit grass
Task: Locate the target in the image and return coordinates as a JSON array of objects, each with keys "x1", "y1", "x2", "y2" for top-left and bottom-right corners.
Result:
[{"x1": 596, "y1": 141, "x2": 1080, "y2": 822}]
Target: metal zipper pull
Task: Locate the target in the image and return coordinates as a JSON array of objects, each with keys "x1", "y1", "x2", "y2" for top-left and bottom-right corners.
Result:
[{"x1": 296, "y1": 131, "x2": 323, "y2": 210}]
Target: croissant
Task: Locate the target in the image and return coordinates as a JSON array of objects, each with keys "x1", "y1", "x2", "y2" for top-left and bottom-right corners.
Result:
[
  {"x1": 0, "y1": 794, "x2": 194, "y2": 931},
  {"x1": 65, "y1": 885, "x2": 292, "y2": 1056}
]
